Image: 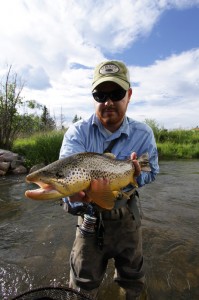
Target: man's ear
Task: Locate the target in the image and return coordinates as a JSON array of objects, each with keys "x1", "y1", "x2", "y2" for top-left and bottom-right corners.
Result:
[{"x1": 128, "y1": 88, "x2": 132, "y2": 102}]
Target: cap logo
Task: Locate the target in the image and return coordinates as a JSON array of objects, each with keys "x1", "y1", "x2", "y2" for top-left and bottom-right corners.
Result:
[{"x1": 99, "y1": 64, "x2": 119, "y2": 75}]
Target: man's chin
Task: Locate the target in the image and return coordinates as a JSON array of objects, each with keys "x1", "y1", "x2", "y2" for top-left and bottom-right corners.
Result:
[
  {"x1": 102, "y1": 111, "x2": 118, "y2": 119},
  {"x1": 102, "y1": 116, "x2": 117, "y2": 124}
]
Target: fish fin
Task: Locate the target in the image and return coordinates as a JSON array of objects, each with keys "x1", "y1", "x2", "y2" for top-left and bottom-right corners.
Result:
[
  {"x1": 87, "y1": 184, "x2": 116, "y2": 210},
  {"x1": 112, "y1": 191, "x2": 120, "y2": 198},
  {"x1": 103, "y1": 153, "x2": 116, "y2": 159},
  {"x1": 130, "y1": 178, "x2": 138, "y2": 188},
  {"x1": 137, "y1": 152, "x2": 151, "y2": 172},
  {"x1": 141, "y1": 166, "x2": 151, "y2": 172}
]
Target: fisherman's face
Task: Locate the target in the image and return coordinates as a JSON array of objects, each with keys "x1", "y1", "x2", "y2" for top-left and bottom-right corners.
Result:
[{"x1": 93, "y1": 82, "x2": 132, "y2": 132}]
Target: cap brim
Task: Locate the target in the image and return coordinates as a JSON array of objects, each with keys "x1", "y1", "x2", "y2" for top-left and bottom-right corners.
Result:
[{"x1": 92, "y1": 76, "x2": 130, "y2": 91}]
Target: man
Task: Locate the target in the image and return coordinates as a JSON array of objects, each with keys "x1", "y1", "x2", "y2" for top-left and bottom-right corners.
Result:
[{"x1": 60, "y1": 60, "x2": 159, "y2": 299}]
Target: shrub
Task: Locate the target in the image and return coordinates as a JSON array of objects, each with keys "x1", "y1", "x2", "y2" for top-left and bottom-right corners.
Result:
[{"x1": 12, "y1": 131, "x2": 65, "y2": 169}]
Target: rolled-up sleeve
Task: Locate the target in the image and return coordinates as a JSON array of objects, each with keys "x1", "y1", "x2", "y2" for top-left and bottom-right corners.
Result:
[
  {"x1": 59, "y1": 125, "x2": 86, "y2": 158},
  {"x1": 136, "y1": 131, "x2": 159, "y2": 187}
]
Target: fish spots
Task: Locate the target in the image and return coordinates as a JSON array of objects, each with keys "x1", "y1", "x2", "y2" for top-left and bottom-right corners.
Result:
[
  {"x1": 65, "y1": 168, "x2": 91, "y2": 185},
  {"x1": 25, "y1": 152, "x2": 136, "y2": 202},
  {"x1": 55, "y1": 171, "x2": 63, "y2": 179}
]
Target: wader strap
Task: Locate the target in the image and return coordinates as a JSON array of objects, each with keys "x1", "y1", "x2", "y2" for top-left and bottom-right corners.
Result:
[
  {"x1": 96, "y1": 212, "x2": 105, "y2": 250},
  {"x1": 103, "y1": 137, "x2": 121, "y2": 153},
  {"x1": 113, "y1": 189, "x2": 141, "y2": 228},
  {"x1": 120, "y1": 188, "x2": 137, "y2": 200}
]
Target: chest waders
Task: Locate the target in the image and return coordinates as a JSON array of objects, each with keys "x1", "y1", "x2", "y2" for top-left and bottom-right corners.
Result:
[{"x1": 93, "y1": 137, "x2": 142, "y2": 250}]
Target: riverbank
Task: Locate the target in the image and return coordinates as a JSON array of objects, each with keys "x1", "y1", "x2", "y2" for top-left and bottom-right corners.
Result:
[
  {"x1": 0, "y1": 128, "x2": 198, "y2": 176},
  {"x1": 0, "y1": 149, "x2": 27, "y2": 176},
  {"x1": 11, "y1": 129, "x2": 199, "y2": 168}
]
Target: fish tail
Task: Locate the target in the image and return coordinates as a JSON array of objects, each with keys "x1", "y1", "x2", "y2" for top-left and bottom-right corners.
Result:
[{"x1": 138, "y1": 153, "x2": 151, "y2": 172}]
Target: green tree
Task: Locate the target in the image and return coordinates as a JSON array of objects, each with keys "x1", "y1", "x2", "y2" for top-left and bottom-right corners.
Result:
[
  {"x1": 0, "y1": 65, "x2": 25, "y2": 149},
  {"x1": 25, "y1": 99, "x2": 43, "y2": 110},
  {"x1": 18, "y1": 114, "x2": 42, "y2": 136},
  {"x1": 72, "y1": 114, "x2": 82, "y2": 123},
  {"x1": 144, "y1": 118, "x2": 167, "y2": 142},
  {"x1": 40, "y1": 105, "x2": 56, "y2": 131}
]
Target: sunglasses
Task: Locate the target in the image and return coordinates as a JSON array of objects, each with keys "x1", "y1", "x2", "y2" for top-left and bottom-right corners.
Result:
[{"x1": 92, "y1": 88, "x2": 127, "y2": 103}]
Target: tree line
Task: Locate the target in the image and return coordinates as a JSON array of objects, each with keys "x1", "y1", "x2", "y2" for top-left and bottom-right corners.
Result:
[{"x1": 0, "y1": 66, "x2": 82, "y2": 150}]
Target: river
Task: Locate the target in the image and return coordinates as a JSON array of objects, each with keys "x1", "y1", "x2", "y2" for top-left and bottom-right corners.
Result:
[{"x1": 0, "y1": 160, "x2": 199, "y2": 300}]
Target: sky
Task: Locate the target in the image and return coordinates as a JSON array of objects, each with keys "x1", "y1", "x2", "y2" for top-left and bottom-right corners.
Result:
[{"x1": 0, "y1": 0, "x2": 199, "y2": 129}]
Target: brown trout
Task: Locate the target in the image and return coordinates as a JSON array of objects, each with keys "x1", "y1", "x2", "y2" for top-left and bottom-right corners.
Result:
[{"x1": 25, "y1": 152, "x2": 150, "y2": 209}]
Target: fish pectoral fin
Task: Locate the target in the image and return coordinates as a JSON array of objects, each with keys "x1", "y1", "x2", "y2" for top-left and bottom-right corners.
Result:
[
  {"x1": 93, "y1": 191, "x2": 115, "y2": 210},
  {"x1": 87, "y1": 185, "x2": 116, "y2": 210}
]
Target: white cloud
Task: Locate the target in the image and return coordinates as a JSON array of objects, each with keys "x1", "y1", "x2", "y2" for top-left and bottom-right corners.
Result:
[
  {"x1": 0, "y1": 0, "x2": 199, "y2": 129},
  {"x1": 21, "y1": 65, "x2": 51, "y2": 90},
  {"x1": 128, "y1": 49, "x2": 199, "y2": 128},
  {"x1": 1, "y1": 0, "x2": 199, "y2": 70},
  {"x1": 131, "y1": 49, "x2": 199, "y2": 102},
  {"x1": 21, "y1": 48, "x2": 199, "y2": 129}
]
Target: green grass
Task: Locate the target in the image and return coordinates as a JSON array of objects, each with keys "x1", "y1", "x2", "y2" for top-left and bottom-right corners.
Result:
[
  {"x1": 157, "y1": 142, "x2": 199, "y2": 159},
  {"x1": 155, "y1": 129, "x2": 199, "y2": 159},
  {"x1": 12, "y1": 131, "x2": 64, "y2": 168},
  {"x1": 12, "y1": 129, "x2": 199, "y2": 169},
  {"x1": 155, "y1": 129, "x2": 199, "y2": 144}
]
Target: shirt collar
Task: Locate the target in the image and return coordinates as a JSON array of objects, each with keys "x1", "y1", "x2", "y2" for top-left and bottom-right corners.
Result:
[{"x1": 92, "y1": 114, "x2": 130, "y2": 139}]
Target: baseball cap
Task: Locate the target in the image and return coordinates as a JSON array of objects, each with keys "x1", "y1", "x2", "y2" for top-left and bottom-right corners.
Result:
[{"x1": 92, "y1": 60, "x2": 131, "y2": 91}]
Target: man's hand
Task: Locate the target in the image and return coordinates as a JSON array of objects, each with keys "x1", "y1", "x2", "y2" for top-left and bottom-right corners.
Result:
[
  {"x1": 131, "y1": 152, "x2": 141, "y2": 177},
  {"x1": 69, "y1": 191, "x2": 88, "y2": 203},
  {"x1": 68, "y1": 178, "x2": 110, "y2": 203},
  {"x1": 86, "y1": 178, "x2": 110, "y2": 201}
]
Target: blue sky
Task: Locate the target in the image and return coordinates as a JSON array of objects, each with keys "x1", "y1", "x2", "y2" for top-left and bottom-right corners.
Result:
[
  {"x1": 0, "y1": 0, "x2": 199, "y2": 129},
  {"x1": 115, "y1": 8, "x2": 199, "y2": 66}
]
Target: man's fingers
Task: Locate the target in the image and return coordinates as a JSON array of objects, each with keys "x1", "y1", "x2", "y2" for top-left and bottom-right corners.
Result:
[
  {"x1": 90, "y1": 178, "x2": 109, "y2": 190},
  {"x1": 130, "y1": 152, "x2": 137, "y2": 160},
  {"x1": 87, "y1": 178, "x2": 110, "y2": 200},
  {"x1": 131, "y1": 152, "x2": 141, "y2": 177},
  {"x1": 69, "y1": 191, "x2": 86, "y2": 202},
  {"x1": 133, "y1": 160, "x2": 141, "y2": 177}
]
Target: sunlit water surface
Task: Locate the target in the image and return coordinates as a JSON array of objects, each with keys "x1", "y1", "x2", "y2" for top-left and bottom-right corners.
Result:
[{"x1": 0, "y1": 160, "x2": 199, "y2": 300}]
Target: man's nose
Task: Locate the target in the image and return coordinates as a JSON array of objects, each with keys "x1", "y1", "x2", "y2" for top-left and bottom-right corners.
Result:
[{"x1": 105, "y1": 98, "x2": 114, "y2": 105}]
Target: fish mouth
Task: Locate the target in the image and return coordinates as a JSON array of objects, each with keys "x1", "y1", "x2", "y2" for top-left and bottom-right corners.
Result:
[{"x1": 25, "y1": 180, "x2": 64, "y2": 200}]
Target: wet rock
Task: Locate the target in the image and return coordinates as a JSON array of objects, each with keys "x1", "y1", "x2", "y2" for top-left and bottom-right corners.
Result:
[
  {"x1": 12, "y1": 165, "x2": 28, "y2": 175},
  {"x1": 29, "y1": 163, "x2": 45, "y2": 174},
  {"x1": 0, "y1": 169, "x2": 6, "y2": 176},
  {"x1": 0, "y1": 161, "x2": 11, "y2": 172},
  {"x1": 0, "y1": 149, "x2": 28, "y2": 176},
  {"x1": 0, "y1": 150, "x2": 18, "y2": 162},
  {"x1": 11, "y1": 159, "x2": 25, "y2": 169}
]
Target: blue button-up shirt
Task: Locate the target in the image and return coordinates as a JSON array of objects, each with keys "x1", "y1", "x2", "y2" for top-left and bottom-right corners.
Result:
[{"x1": 60, "y1": 114, "x2": 159, "y2": 187}]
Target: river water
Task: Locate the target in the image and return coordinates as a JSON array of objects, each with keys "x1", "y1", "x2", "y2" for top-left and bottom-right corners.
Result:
[{"x1": 0, "y1": 161, "x2": 198, "y2": 300}]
